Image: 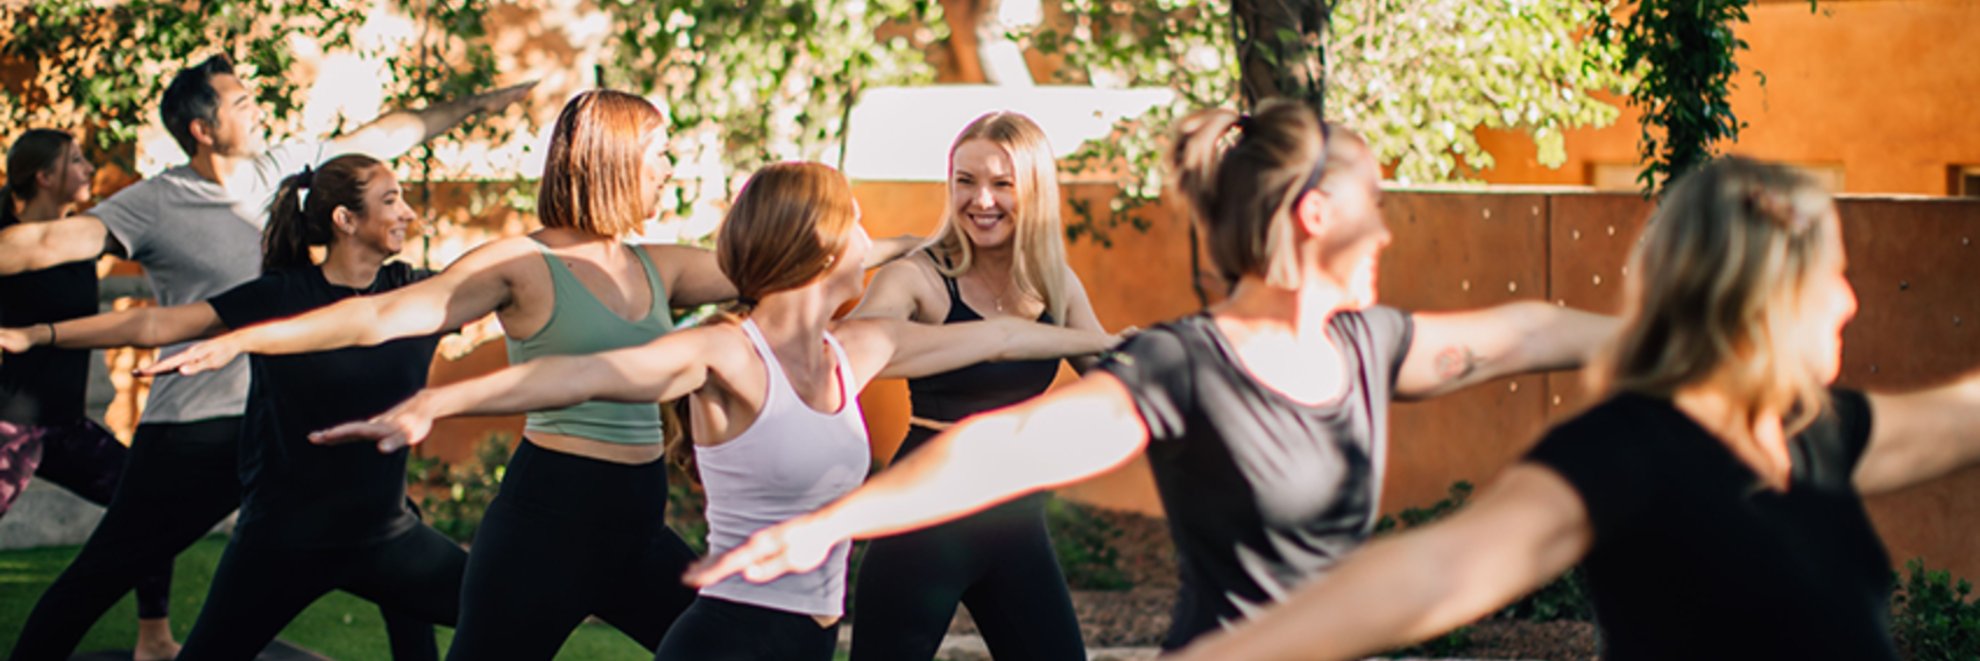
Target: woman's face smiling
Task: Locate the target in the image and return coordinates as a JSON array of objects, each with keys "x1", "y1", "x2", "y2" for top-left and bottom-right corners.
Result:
[{"x1": 948, "y1": 139, "x2": 1019, "y2": 250}]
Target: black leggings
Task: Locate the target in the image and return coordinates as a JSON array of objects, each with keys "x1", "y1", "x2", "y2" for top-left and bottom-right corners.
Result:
[
  {"x1": 653, "y1": 597, "x2": 839, "y2": 661},
  {"x1": 0, "y1": 418, "x2": 172, "y2": 620},
  {"x1": 850, "y1": 427, "x2": 1086, "y2": 661},
  {"x1": 175, "y1": 523, "x2": 468, "y2": 661},
  {"x1": 9, "y1": 418, "x2": 244, "y2": 660},
  {"x1": 444, "y1": 439, "x2": 698, "y2": 660}
]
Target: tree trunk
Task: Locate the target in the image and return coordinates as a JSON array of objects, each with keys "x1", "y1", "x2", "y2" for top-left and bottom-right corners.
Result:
[{"x1": 1231, "y1": 0, "x2": 1331, "y2": 118}]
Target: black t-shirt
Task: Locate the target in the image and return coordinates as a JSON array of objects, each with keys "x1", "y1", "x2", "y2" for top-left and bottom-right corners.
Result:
[
  {"x1": 0, "y1": 259, "x2": 96, "y2": 426},
  {"x1": 1526, "y1": 389, "x2": 1895, "y2": 661},
  {"x1": 1097, "y1": 307, "x2": 1414, "y2": 649},
  {"x1": 207, "y1": 263, "x2": 439, "y2": 548}
]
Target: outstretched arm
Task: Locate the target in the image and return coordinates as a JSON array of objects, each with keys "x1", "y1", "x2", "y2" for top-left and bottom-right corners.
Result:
[
  {"x1": 312, "y1": 326, "x2": 726, "y2": 452},
  {"x1": 1397, "y1": 302, "x2": 1617, "y2": 400},
  {"x1": 326, "y1": 82, "x2": 536, "y2": 161},
  {"x1": 1168, "y1": 464, "x2": 1593, "y2": 661},
  {"x1": 686, "y1": 373, "x2": 1147, "y2": 586},
  {"x1": 839, "y1": 316, "x2": 1116, "y2": 383},
  {"x1": 0, "y1": 216, "x2": 116, "y2": 275},
  {"x1": 650, "y1": 234, "x2": 926, "y2": 309},
  {"x1": 142, "y1": 241, "x2": 521, "y2": 375},
  {"x1": 1852, "y1": 370, "x2": 1980, "y2": 496},
  {"x1": 0, "y1": 303, "x2": 224, "y2": 357}
]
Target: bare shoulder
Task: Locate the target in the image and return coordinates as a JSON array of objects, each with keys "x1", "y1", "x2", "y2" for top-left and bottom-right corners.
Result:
[
  {"x1": 635, "y1": 241, "x2": 716, "y2": 263},
  {"x1": 857, "y1": 250, "x2": 947, "y2": 322},
  {"x1": 828, "y1": 317, "x2": 898, "y2": 351},
  {"x1": 691, "y1": 321, "x2": 766, "y2": 385},
  {"x1": 874, "y1": 249, "x2": 944, "y2": 290}
]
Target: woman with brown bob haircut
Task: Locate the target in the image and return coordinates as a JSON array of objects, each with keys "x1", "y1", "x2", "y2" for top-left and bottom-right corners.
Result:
[
  {"x1": 146, "y1": 92, "x2": 916, "y2": 658},
  {"x1": 1166, "y1": 157, "x2": 1980, "y2": 661},
  {"x1": 310, "y1": 161, "x2": 1120, "y2": 661},
  {"x1": 686, "y1": 99, "x2": 1619, "y2": 650}
]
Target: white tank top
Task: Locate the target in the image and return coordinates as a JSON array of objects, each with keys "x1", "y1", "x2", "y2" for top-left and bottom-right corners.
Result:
[{"x1": 695, "y1": 319, "x2": 870, "y2": 616}]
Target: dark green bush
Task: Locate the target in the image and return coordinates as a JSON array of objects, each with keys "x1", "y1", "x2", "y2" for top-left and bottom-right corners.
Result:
[
  {"x1": 1046, "y1": 497, "x2": 1134, "y2": 591},
  {"x1": 405, "y1": 434, "x2": 512, "y2": 543},
  {"x1": 1894, "y1": 558, "x2": 1980, "y2": 660}
]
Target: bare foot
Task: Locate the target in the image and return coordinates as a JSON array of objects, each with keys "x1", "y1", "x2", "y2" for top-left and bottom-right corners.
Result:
[{"x1": 135, "y1": 617, "x2": 181, "y2": 661}]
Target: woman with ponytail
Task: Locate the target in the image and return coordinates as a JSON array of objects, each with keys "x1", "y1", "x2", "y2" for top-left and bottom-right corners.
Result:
[
  {"x1": 0, "y1": 129, "x2": 183, "y2": 661},
  {"x1": 687, "y1": 100, "x2": 1620, "y2": 650},
  {"x1": 312, "y1": 161, "x2": 1119, "y2": 661},
  {"x1": 135, "y1": 91, "x2": 922, "y2": 658},
  {"x1": 2, "y1": 153, "x2": 464, "y2": 660}
]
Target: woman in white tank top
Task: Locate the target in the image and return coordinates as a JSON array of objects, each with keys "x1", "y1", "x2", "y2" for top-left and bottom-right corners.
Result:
[{"x1": 314, "y1": 161, "x2": 1120, "y2": 661}]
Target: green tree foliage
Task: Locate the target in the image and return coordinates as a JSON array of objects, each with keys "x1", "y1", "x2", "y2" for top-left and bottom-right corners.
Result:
[
  {"x1": 1030, "y1": 0, "x2": 1626, "y2": 243},
  {"x1": 601, "y1": 0, "x2": 946, "y2": 210},
  {"x1": 1, "y1": 0, "x2": 500, "y2": 168}
]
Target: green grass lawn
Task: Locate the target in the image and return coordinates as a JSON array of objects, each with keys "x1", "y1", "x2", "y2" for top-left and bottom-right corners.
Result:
[{"x1": 0, "y1": 536, "x2": 659, "y2": 660}]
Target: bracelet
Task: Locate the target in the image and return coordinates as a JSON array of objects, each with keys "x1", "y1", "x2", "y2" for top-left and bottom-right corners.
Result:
[{"x1": 44, "y1": 322, "x2": 56, "y2": 347}]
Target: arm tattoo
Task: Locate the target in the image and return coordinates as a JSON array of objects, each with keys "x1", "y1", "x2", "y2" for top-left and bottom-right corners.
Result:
[{"x1": 1434, "y1": 345, "x2": 1480, "y2": 382}]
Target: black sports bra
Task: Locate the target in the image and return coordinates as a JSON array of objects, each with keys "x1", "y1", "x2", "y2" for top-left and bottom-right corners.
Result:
[{"x1": 904, "y1": 249, "x2": 1061, "y2": 427}]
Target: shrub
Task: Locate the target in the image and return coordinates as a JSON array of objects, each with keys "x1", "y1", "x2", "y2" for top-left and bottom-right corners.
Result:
[
  {"x1": 405, "y1": 434, "x2": 512, "y2": 544},
  {"x1": 1046, "y1": 497, "x2": 1134, "y2": 591},
  {"x1": 1893, "y1": 558, "x2": 1980, "y2": 660}
]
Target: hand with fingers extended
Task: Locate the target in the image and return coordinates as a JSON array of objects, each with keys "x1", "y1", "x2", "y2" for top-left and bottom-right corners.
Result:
[
  {"x1": 141, "y1": 335, "x2": 242, "y2": 376},
  {"x1": 683, "y1": 517, "x2": 841, "y2": 588},
  {"x1": 309, "y1": 395, "x2": 437, "y2": 454},
  {"x1": 477, "y1": 81, "x2": 538, "y2": 113}
]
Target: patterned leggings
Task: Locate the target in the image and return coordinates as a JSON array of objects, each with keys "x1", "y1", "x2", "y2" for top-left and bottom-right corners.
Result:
[{"x1": 0, "y1": 418, "x2": 171, "y2": 619}]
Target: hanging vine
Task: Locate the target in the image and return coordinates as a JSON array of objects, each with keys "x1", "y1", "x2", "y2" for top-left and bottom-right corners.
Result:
[{"x1": 1594, "y1": 0, "x2": 1819, "y2": 191}]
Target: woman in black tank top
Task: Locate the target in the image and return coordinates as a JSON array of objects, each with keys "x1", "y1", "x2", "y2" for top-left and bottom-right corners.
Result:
[
  {"x1": 846, "y1": 112, "x2": 1108, "y2": 661},
  {"x1": 688, "y1": 101, "x2": 1621, "y2": 649},
  {"x1": 0, "y1": 129, "x2": 183, "y2": 661}
]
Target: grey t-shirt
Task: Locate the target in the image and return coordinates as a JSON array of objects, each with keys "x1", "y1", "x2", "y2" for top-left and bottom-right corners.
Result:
[
  {"x1": 1097, "y1": 307, "x2": 1414, "y2": 649},
  {"x1": 92, "y1": 142, "x2": 325, "y2": 424}
]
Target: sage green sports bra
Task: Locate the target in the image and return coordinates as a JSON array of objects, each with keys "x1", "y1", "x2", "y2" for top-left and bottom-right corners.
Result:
[{"x1": 505, "y1": 240, "x2": 674, "y2": 445}]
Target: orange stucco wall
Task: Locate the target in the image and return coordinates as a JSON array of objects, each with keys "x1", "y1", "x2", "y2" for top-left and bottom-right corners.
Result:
[{"x1": 1474, "y1": 0, "x2": 1980, "y2": 195}]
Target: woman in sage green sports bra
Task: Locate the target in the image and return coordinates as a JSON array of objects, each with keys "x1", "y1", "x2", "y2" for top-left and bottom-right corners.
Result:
[{"x1": 146, "y1": 92, "x2": 918, "y2": 658}]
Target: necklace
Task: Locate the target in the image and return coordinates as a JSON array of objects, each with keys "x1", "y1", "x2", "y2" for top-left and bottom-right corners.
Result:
[{"x1": 981, "y1": 270, "x2": 1016, "y2": 314}]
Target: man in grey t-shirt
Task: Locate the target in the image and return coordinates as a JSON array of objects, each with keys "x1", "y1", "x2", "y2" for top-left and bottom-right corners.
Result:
[{"x1": 1, "y1": 54, "x2": 529, "y2": 660}]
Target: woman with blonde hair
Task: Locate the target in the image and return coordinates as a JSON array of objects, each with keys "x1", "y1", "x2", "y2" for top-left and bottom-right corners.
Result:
[
  {"x1": 1166, "y1": 156, "x2": 1980, "y2": 661},
  {"x1": 686, "y1": 100, "x2": 1618, "y2": 650},
  {"x1": 145, "y1": 92, "x2": 915, "y2": 658},
  {"x1": 845, "y1": 111, "x2": 1103, "y2": 660},
  {"x1": 311, "y1": 161, "x2": 1119, "y2": 660}
]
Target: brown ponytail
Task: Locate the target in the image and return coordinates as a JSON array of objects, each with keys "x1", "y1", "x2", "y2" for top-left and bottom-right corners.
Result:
[
  {"x1": 262, "y1": 154, "x2": 386, "y2": 273},
  {"x1": 713, "y1": 162, "x2": 858, "y2": 321}
]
